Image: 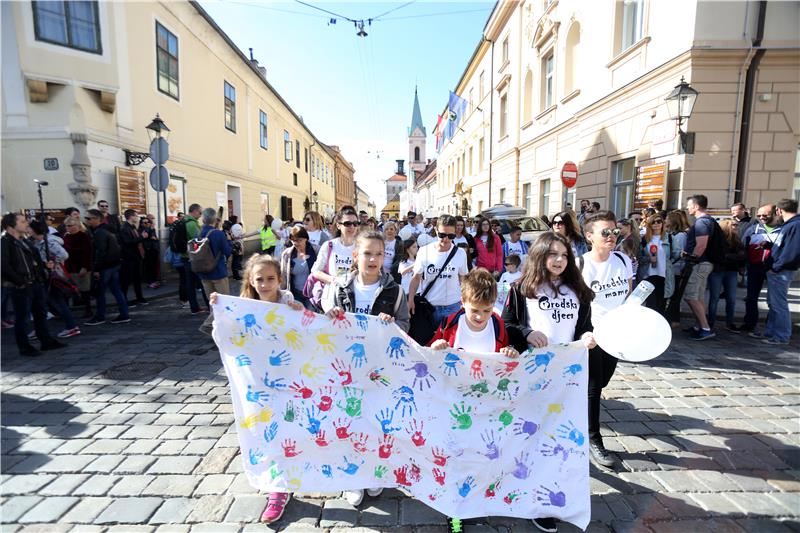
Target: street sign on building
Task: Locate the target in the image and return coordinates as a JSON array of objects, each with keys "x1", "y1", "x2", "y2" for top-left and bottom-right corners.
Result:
[
  {"x1": 561, "y1": 161, "x2": 578, "y2": 189},
  {"x1": 116, "y1": 167, "x2": 148, "y2": 215},
  {"x1": 634, "y1": 162, "x2": 669, "y2": 210},
  {"x1": 43, "y1": 158, "x2": 59, "y2": 171}
]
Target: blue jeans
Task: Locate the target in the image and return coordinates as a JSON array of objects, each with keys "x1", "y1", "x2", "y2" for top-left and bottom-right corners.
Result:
[
  {"x1": 764, "y1": 270, "x2": 793, "y2": 342},
  {"x1": 707, "y1": 270, "x2": 738, "y2": 329},
  {"x1": 433, "y1": 302, "x2": 462, "y2": 327},
  {"x1": 181, "y1": 257, "x2": 205, "y2": 312},
  {"x1": 48, "y1": 287, "x2": 77, "y2": 330},
  {"x1": 95, "y1": 265, "x2": 129, "y2": 320},
  {"x1": 10, "y1": 284, "x2": 55, "y2": 350},
  {"x1": 743, "y1": 263, "x2": 767, "y2": 328}
]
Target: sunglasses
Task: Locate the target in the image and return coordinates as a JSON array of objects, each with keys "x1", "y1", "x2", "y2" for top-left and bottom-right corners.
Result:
[
  {"x1": 304, "y1": 218, "x2": 312, "y2": 222},
  {"x1": 652, "y1": 219, "x2": 663, "y2": 224},
  {"x1": 552, "y1": 219, "x2": 564, "y2": 225},
  {"x1": 340, "y1": 221, "x2": 359, "y2": 228},
  {"x1": 757, "y1": 214, "x2": 770, "y2": 218},
  {"x1": 437, "y1": 232, "x2": 456, "y2": 240},
  {"x1": 98, "y1": 205, "x2": 108, "y2": 208},
  {"x1": 600, "y1": 228, "x2": 621, "y2": 238},
  {"x1": 504, "y1": 262, "x2": 514, "y2": 266}
]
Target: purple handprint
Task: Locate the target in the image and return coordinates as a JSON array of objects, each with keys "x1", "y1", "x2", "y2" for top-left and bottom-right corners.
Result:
[
  {"x1": 512, "y1": 452, "x2": 533, "y2": 480},
  {"x1": 405, "y1": 362, "x2": 437, "y2": 390},
  {"x1": 513, "y1": 418, "x2": 539, "y2": 440},
  {"x1": 536, "y1": 484, "x2": 566, "y2": 507},
  {"x1": 481, "y1": 429, "x2": 500, "y2": 460}
]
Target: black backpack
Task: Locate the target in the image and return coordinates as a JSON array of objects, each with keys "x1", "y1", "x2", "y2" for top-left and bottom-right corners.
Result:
[
  {"x1": 704, "y1": 218, "x2": 727, "y2": 265},
  {"x1": 168, "y1": 219, "x2": 189, "y2": 254}
]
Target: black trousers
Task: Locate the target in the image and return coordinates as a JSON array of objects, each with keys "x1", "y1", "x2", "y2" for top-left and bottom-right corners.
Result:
[
  {"x1": 120, "y1": 256, "x2": 144, "y2": 302},
  {"x1": 644, "y1": 275, "x2": 666, "y2": 315},
  {"x1": 588, "y1": 345, "x2": 618, "y2": 442}
]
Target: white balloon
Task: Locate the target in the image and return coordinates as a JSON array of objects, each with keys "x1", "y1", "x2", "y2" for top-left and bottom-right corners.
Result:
[{"x1": 593, "y1": 305, "x2": 672, "y2": 362}]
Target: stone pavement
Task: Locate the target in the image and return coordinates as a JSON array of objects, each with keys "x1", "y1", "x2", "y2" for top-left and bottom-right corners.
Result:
[{"x1": 1, "y1": 296, "x2": 799, "y2": 533}]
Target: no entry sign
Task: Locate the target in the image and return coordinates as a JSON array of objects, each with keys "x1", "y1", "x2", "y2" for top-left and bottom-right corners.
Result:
[{"x1": 561, "y1": 161, "x2": 578, "y2": 188}]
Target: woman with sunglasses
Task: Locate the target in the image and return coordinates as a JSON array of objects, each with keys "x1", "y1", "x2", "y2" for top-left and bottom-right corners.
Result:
[
  {"x1": 302, "y1": 211, "x2": 330, "y2": 253},
  {"x1": 614, "y1": 218, "x2": 640, "y2": 281},
  {"x1": 309, "y1": 206, "x2": 359, "y2": 312},
  {"x1": 637, "y1": 214, "x2": 673, "y2": 314},
  {"x1": 279, "y1": 225, "x2": 318, "y2": 310},
  {"x1": 474, "y1": 218, "x2": 503, "y2": 277},
  {"x1": 551, "y1": 211, "x2": 588, "y2": 258}
]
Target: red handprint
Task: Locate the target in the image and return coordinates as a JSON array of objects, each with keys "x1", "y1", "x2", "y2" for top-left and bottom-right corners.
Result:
[
  {"x1": 393, "y1": 465, "x2": 411, "y2": 487},
  {"x1": 281, "y1": 438, "x2": 302, "y2": 457},
  {"x1": 378, "y1": 434, "x2": 395, "y2": 459},
  {"x1": 351, "y1": 432, "x2": 369, "y2": 453},
  {"x1": 431, "y1": 447, "x2": 449, "y2": 467},
  {"x1": 432, "y1": 467, "x2": 446, "y2": 486},
  {"x1": 289, "y1": 380, "x2": 313, "y2": 399},
  {"x1": 406, "y1": 419, "x2": 426, "y2": 447},
  {"x1": 495, "y1": 361, "x2": 519, "y2": 378},
  {"x1": 485, "y1": 479, "x2": 502, "y2": 498},
  {"x1": 315, "y1": 430, "x2": 329, "y2": 447},
  {"x1": 409, "y1": 462, "x2": 422, "y2": 482},
  {"x1": 301, "y1": 309, "x2": 316, "y2": 327},
  {"x1": 470, "y1": 359, "x2": 484, "y2": 379},
  {"x1": 331, "y1": 358, "x2": 352, "y2": 386},
  {"x1": 333, "y1": 418, "x2": 352, "y2": 439},
  {"x1": 332, "y1": 311, "x2": 351, "y2": 329},
  {"x1": 317, "y1": 386, "x2": 334, "y2": 412}
]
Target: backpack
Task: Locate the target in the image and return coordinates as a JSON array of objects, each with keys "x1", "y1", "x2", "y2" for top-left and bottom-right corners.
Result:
[
  {"x1": 704, "y1": 218, "x2": 727, "y2": 265},
  {"x1": 188, "y1": 233, "x2": 220, "y2": 273},
  {"x1": 168, "y1": 219, "x2": 189, "y2": 254}
]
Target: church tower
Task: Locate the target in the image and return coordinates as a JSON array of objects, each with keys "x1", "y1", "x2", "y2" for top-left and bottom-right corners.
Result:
[{"x1": 408, "y1": 87, "x2": 426, "y2": 176}]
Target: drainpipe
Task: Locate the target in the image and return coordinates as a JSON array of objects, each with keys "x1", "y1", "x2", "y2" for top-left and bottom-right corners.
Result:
[
  {"x1": 733, "y1": 0, "x2": 767, "y2": 204},
  {"x1": 487, "y1": 39, "x2": 495, "y2": 208}
]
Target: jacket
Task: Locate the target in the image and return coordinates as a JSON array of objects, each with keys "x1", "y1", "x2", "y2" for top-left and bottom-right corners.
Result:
[
  {"x1": 637, "y1": 234, "x2": 675, "y2": 298},
  {"x1": 502, "y1": 239, "x2": 529, "y2": 260},
  {"x1": 181, "y1": 215, "x2": 201, "y2": 258},
  {"x1": 33, "y1": 234, "x2": 69, "y2": 264},
  {"x1": 280, "y1": 244, "x2": 318, "y2": 291},
  {"x1": 102, "y1": 213, "x2": 121, "y2": 235},
  {"x1": 119, "y1": 221, "x2": 143, "y2": 260},
  {"x1": 386, "y1": 236, "x2": 404, "y2": 284},
  {"x1": 90, "y1": 223, "x2": 121, "y2": 271},
  {"x1": 333, "y1": 271, "x2": 410, "y2": 333},
  {"x1": 196, "y1": 225, "x2": 232, "y2": 281},
  {"x1": 428, "y1": 309, "x2": 510, "y2": 352},
  {"x1": 501, "y1": 285, "x2": 593, "y2": 353},
  {"x1": 474, "y1": 233, "x2": 503, "y2": 272},
  {"x1": 63, "y1": 230, "x2": 93, "y2": 273},
  {"x1": 768, "y1": 215, "x2": 800, "y2": 273},
  {"x1": 742, "y1": 221, "x2": 781, "y2": 266},
  {"x1": 1, "y1": 234, "x2": 47, "y2": 287}
]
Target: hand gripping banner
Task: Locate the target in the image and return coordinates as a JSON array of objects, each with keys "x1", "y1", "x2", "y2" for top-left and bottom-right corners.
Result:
[{"x1": 212, "y1": 295, "x2": 590, "y2": 529}]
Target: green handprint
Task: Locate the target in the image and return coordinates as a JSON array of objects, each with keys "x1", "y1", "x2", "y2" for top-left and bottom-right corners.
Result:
[
  {"x1": 449, "y1": 401, "x2": 473, "y2": 430},
  {"x1": 284, "y1": 400, "x2": 296, "y2": 423},
  {"x1": 495, "y1": 410, "x2": 514, "y2": 431},
  {"x1": 462, "y1": 381, "x2": 489, "y2": 397},
  {"x1": 336, "y1": 387, "x2": 363, "y2": 418},
  {"x1": 374, "y1": 465, "x2": 388, "y2": 479},
  {"x1": 268, "y1": 460, "x2": 283, "y2": 481}
]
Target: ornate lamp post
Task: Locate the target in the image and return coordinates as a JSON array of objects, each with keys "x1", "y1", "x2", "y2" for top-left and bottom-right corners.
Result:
[{"x1": 665, "y1": 77, "x2": 699, "y2": 154}]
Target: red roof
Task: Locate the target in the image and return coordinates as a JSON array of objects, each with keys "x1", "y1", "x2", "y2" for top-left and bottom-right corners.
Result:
[{"x1": 387, "y1": 174, "x2": 406, "y2": 182}]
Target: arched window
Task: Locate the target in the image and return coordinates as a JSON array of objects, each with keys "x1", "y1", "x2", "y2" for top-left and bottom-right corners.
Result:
[
  {"x1": 523, "y1": 70, "x2": 533, "y2": 123},
  {"x1": 414, "y1": 146, "x2": 420, "y2": 161},
  {"x1": 565, "y1": 22, "x2": 580, "y2": 95}
]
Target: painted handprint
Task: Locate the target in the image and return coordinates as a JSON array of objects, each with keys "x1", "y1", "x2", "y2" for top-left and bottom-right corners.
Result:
[
  {"x1": 493, "y1": 410, "x2": 514, "y2": 431},
  {"x1": 405, "y1": 361, "x2": 436, "y2": 390},
  {"x1": 481, "y1": 429, "x2": 501, "y2": 460},
  {"x1": 249, "y1": 448, "x2": 264, "y2": 465},
  {"x1": 524, "y1": 351, "x2": 555, "y2": 374},
  {"x1": 494, "y1": 360, "x2": 519, "y2": 378},
  {"x1": 263, "y1": 422, "x2": 278, "y2": 443},
  {"x1": 393, "y1": 465, "x2": 412, "y2": 487},
  {"x1": 386, "y1": 337, "x2": 409, "y2": 361},
  {"x1": 316, "y1": 333, "x2": 336, "y2": 354},
  {"x1": 440, "y1": 352, "x2": 465, "y2": 376},
  {"x1": 268, "y1": 349, "x2": 292, "y2": 367},
  {"x1": 284, "y1": 466, "x2": 302, "y2": 491},
  {"x1": 336, "y1": 387, "x2": 363, "y2": 417},
  {"x1": 230, "y1": 334, "x2": 247, "y2": 347},
  {"x1": 562, "y1": 363, "x2": 583, "y2": 386},
  {"x1": 544, "y1": 403, "x2": 563, "y2": 418},
  {"x1": 317, "y1": 386, "x2": 335, "y2": 412},
  {"x1": 346, "y1": 342, "x2": 367, "y2": 368},
  {"x1": 300, "y1": 359, "x2": 325, "y2": 380},
  {"x1": 331, "y1": 312, "x2": 352, "y2": 329},
  {"x1": 461, "y1": 380, "x2": 489, "y2": 397},
  {"x1": 337, "y1": 455, "x2": 363, "y2": 475},
  {"x1": 283, "y1": 401, "x2": 296, "y2": 423},
  {"x1": 492, "y1": 377, "x2": 520, "y2": 400},
  {"x1": 350, "y1": 432, "x2": 370, "y2": 453},
  {"x1": 303, "y1": 405, "x2": 327, "y2": 435},
  {"x1": 536, "y1": 484, "x2": 566, "y2": 507},
  {"x1": 333, "y1": 418, "x2": 352, "y2": 439},
  {"x1": 431, "y1": 447, "x2": 449, "y2": 466},
  {"x1": 374, "y1": 408, "x2": 401, "y2": 433},
  {"x1": 331, "y1": 358, "x2": 353, "y2": 386},
  {"x1": 406, "y1": 419, "x2": 426, "y2": 447},
  {"x1": 264, "y1": 308, "x2": 285, "y2": 328},
  {"x1": 284, "y1": 329, "x2": 303, "y2": 350},
  {"x1": 392, "y1": 386, "x2": 417, "y2": 417},
  {"x1": 408, "y1": 462, "x2": 422, "y2": 483},
  {"x1": 378, "y1": 433, "x2": 395, "y2": 459},
  {"x1": 512, "y1": 451, "x2": 533, "y2": 479},
  {"x1": 458, "y1": 476, "x2": 476, "y2": 497},
  {"x1": 267, "y1": 461, "x2": 283, "y2": 481},
  {"x1": 369, "y1": 367, "x2": 391, "y2": 387},
  {"x1": 449, "y1": 401, "x2": 473, "y2": 430},
  {"x1": 321, "y1": 464, "x2": 332, "y2": 478},
  {"x1": 314, "y1": 430, "x2": 330, "y2": 447},
  {"x1": 530, "y1": 377, "x2": 552, "y2": 393},
  {"x1": 432, "y1": 467, "x2": 446, "y2": 486},
  {"x1": 289, "y1": 380, "x2": 313, "y2": 399},
  {"x1": 281, "y1": 438, "x2": 302, "y2": 458},
  {"x1": 237, "y1": 313, "x2": 263, "y2": 337},
  {"x1": 470, "y1": 359, "x2": 484, "y2": 379},
  {"x1": 503, "y1": 490, "x2": 526, "y2": 504},
  {"x1": 485, "y1": 477, "x2": 502, "y2": 498},
  {"x1": 541, "y1": 440, "x2": 570, "y2": 462},
  {"x1": 513, "y1": 418, "x2": 539, "y2": 440},
  {"x1": 262, "y1": 371, "x2": 286, "y2": 390},
  {"x1": 301, "y1": 309, "x2": 316, "y2": 327},
  {"x1": 235, "y1": 355, "x2": 251, "y2": 366},
  {"x1": 374, "y1": 465, "x2": 388, "y2": 479},
  {"x1": 354, "y1": 313, "x2": 369, "y2": 331},
  {"x1": 557, "y1": 420, "x2": 585, "y2": 447},
  {"x1": 240, "y1": 407, "x2": 273, "y2": 429}
]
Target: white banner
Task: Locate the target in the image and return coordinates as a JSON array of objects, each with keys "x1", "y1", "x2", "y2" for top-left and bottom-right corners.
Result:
[{"x1": 212, "y1": 295, "x2": 590, "y2": 529}]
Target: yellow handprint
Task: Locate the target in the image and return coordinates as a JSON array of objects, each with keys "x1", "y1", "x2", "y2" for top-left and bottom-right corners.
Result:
[
  {"x1": 543, "y1": 403, "x2": 563, "y2": 419},
  {"x1": 256, "y1": 406, "x2": 273, "y2": 423},
  {"x1": 285, "y1": 467, "x2": 302, "y2": 490},
  {"x1": 230, "y1": 334, "x2": 247, "y2": 347},
  {"x1": 285, "y1": 329, "x2": 303, "y2": 350},
  {"x1": 239, "y1": 407, "x2": 273, "y2": 429},
  {"x1": 316, "y1": 333, "x2": 336, "y2": 354},
  {"x1": 301, "y1": 359, "x2": 325, "y2": 379},
  {"x1": 265, "y1": 308, "x2": 285, "y2": 328}
]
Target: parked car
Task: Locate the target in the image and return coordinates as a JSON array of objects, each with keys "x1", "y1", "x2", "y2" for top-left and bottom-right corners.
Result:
[{"x1": 479, "y1": 204, "x2": 551, "y2": 244}]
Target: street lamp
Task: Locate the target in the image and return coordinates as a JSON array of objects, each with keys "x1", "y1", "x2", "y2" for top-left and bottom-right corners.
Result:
[
  {"x1": 312, "y1": 190, "x2": 319, "y2": 211},
  {"x1": 665, "y1": 77, "x2": 699, "y2": 154},
  {"x1": 145, "y1": 113, "x2": 171, "y2": 142}
]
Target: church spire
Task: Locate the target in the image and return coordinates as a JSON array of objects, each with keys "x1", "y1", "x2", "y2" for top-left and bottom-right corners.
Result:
[{"x1": 408, "y1": 86, "x2": 426, "y2": 137}]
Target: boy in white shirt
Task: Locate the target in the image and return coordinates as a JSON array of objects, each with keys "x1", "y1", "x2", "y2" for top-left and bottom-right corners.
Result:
[{"x1": 494, "y1": 254, "x2": 522, "y2": 314}]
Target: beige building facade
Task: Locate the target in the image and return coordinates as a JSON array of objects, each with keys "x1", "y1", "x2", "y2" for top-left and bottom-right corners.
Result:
[
  {"x1": 328, "y1": 145, "x2": 356, "y2": 213},
  {"x1": 435, "y1": 0, "x2": 799, "y2": 218},
  {"x1": 2, "y1": 1, "x2": 342, "y2": 229}
]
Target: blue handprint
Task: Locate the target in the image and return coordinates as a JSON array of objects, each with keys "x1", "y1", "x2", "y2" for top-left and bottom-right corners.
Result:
[
  {"x1": 374, "y1": 408, "x2": 401, "y2": 433},
  {"x1": 440, "y1": 352, "x2": 465, "y2": 376},
  {"x1": 346, "y1": 342, "x2": 367, "y2": 368},
  {"x1": 524, "y1": 351, "x2": 555, "y2": 374},
  {"x1": 303, "y1": 405, "x2": 328, "y2": 435},
  {"x1": 268, "y1": 349, "x2": 292, "y2": 366},
  {"x1": 237, "y1": 313, "x2": 263, "y2": 336},
  {"x1": 321, "y1": 464, "x2": 332, "y2": 478},
  {"x1": 557, "y1": 420, "x2": 585, "y2": 447},
  {"x1": 536, "y1": 484, "x2": 566, "y2": 507},
  {"x1": 386, "y1": 337, "x2": 409, "y2": 361},
  {"x1": 354, "y1": 314, "x2": 369, "y2": 331},
  {"x1": 458, "y1": 476, "x2": 476, "y2": 497},
  {"x1": 236, "y1": 355, "x2": 251, "y2": 366},
  {"x1": 262, "y1": 371, "x2": 286, "y2": 390},
  {"x1": 481, "y1": 429, "x2": 500, "y2": 460},
  {"x1": 263, "y1": 422, "x2": 278, "y2": 443},
  {"x1": 245, "y1": 385, "x2": 270, "y2": 407},
  {"x1": 337, "y1": 455, "x2": 364, "y2": 475},
  {"x1": 392, "y1": 386, "x2": 417, "y2": 418},
  {"x1": 249, "y1": 448, "x2": 264, "y2": 465},
  {"x1": 405, "y1": 362, "x2": 437, "y2": 390},
  {"x1": 562, "y1": 363, "x2": 583, "y2": 377}
]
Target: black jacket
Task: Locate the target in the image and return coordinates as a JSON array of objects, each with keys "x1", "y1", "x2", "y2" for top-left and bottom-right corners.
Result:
[
  {"x1": 334, "y1": 272, "x2": 410, "y2": 333},
  {"x1": 119, "y1": 221, "x2": 143, "y2": 260},
  {"x1": 387, "y1": 236, "x2": 405, "y2": 284},
  {"x1": 1, "y1": 234, "x2": 47, "y2": 287},
  {"x1": 90, "y1": 223, "x2": 121, "y2": 271},
  {"x1": 501, "y1": 285, "x2": 593, "y2": 353}
]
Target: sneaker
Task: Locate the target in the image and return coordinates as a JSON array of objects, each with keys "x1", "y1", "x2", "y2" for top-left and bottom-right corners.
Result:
[
  {"x1": 84, "y1": 317, "x2": 107, "y2": 326},
  {"x1": 260, "y1": 491, "x2": 290, "y2": 523},
  {"x1": 690, "y1": 329, "x2": 716, "y2": 341},
  {"x1": 748, "y1": 331, "x2": 765, "y2": 339},
  {"x1": 1, "y1": 320, "x2": 14, "y2": 329},
  {"x1": 589, "y1": 439, "x2": 616, "y2": 468},
  {"x1": 40, "y1": 340, "x2": 67, "y2": 351},
  {"x1": 532, "y1": 517, "x2": 558, "y2": 532},
  {"x1": 27, "y1": 331, "x2": 38, "y2": 341},
  {"x1": 343, "y1": 489, "x2": 364, "y2": 506},
  {"x1": 725, "y1": 324, "x2": 741, "y2": 333},
  {"x1": 20, "y1": 346, "x2": 41, "y2": 357},
  {"x1": 447, "y1": 517, "x2": 464, "y2": 533},
  {"x1": 134, "y1": 299, "x2": 149, "y2": 306},
  {"x1": 682, "y1": 325, "x2": 700, "y2": 334},
  {"x1": 110, "y1": 315, "x2": 131, "y2": 324},
  {"x1": 191, "y1": 307, "x2": 209, "y2": 315},
  {"x1": 57, "y1": 327, "x2": 81, "y2": 338},
  {"x1": 127, "y1": 301, "x2": 137, "y2": 309},
  {"x1": 762, "y1": 338, "x2": 789, "y2": 345},
  {"x1": 366, "y1": 487, "x2": 383, "y2": 497}
]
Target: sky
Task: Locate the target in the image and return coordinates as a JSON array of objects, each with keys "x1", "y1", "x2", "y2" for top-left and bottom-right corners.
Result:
[{"x1": 198, "y1": 0, "x2": 494, "y2": 209}]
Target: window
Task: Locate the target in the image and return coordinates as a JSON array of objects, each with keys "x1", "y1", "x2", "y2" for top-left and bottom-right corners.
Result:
[
  {"x1": 499, "y1": 188, "x2": 506, "y2": 204},
  {"x1": 501, "y1": 37, "x2": 509, "y2": 64},
  {"x1": 612, "y1": 158, "x2": 635, "y2": 215},
  {"x1": 523, "y1": 183, "x2": 532, "y2": 214},
  {"x1": 293, "y1": 173, "x2": 298, "y2": 186},
  {"x1": 32, "y1": 1, "x2": 101, "y2": 54},
  {"x1": 295, "y1": 141, "x2": 300, "y2": 168},
  {"x1": 479, "y1": 71, "x2": 485, "y2": 100},
  {"x1": 469, "y1": 88, "x2": 474, "y2": 113},
  {"x1": 499, "y1": 94, "x2": 508, "y2": 138},
  {"x1": 542, "y1": 52, "x2": 554, "y2": 110},
  {"x1": 479, "y1": 137, "x2": 485, "y2": 170},
  {"x1": 564, "y1": 23, "x2": 580, "y2": 94},
  {"x1": 539, "y1": 179, "x2": 551, "y2": 216},
  {"x1": 284, "y1": 131, "x2": 291, "y2": 161},
  {"x1": 414, "y1": 146, "x2": 420, "y2": 162},
  {"x1": 224, "y1": 81, "x2": 236, "y2": 132},
  {"x1": 156, "y1": 22, "x2": 178, "y2": 99},
  {"x1": 259, "y1": 110, "x2": 268, "y2": 149},
  {"x1": 305, "y1": 148, "x2": 309, "y2": 173},
  {"x1": 523, "y1": 70, "x2": 533, "y2": 123},
  {"x1": 620, "y1": 0, "x2": 644, "y2": 52},
  {"x1": 468, "y1": 146, "x2": 474, "y2": 175}
]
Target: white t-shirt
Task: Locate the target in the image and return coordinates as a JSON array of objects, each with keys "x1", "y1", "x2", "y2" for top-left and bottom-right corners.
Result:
[
  {"x1": 383, "y1": 239, "x2": 396, "y2": 270},
  {"x1": 353, "y1": 278, "x2": 380, "y2": 314},
  {"x1": 417, "y1": 232, "x2": 436, "y2": 248},
  {"x1": 525, "y1": 283, "x2": 580, "y2": 344},
  {"x1": 413, "y1": 243, "x2": 469, "y2": 306},
  {"x1": 399, "y1": 223, "x2": 425, "y2": 241},
  {"x1": 494, "y1": 271, "x2": 522, "y2": 313},
  {"x1": 581, "y1": 252, "x2": 633, "y2": 318},
  {"x1": 505, "y1": 240, "x2": 525, "y2": 256},
  {"x1": 646, "y1": 236, "x2": 666, "y2": 278},
  {"x1": 399, "y1": 259, "x2": 415, "y2": 295},
  {"x1": 307, "y1": 229, "x2": 324, "y2": 251},
  {"x1": 317, "y1": 238, "x2": 355, "y2": 312},
  {"x1": 453, "y1": 314, "x2": 497, "y2": 353}
]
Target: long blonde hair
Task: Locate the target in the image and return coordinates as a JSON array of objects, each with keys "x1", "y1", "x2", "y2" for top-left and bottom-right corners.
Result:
[{"x1": 240, "y1": 254, "x2": 283, "y2": 300}]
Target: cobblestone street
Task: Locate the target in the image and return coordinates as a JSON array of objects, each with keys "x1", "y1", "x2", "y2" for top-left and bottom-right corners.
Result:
[{"x1": 1, "y1": 296, "x2": 798, "y2": 532}]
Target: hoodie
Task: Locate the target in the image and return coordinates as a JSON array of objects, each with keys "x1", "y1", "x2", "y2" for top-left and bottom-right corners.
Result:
[
  {"x1": 333, "y1": 271, "x2": 410, "y2": 333},
  {"x1": 768, "y1": 215, "x2": 800, "y2": 273}
]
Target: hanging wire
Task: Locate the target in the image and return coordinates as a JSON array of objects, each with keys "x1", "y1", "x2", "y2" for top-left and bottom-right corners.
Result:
[
  {"x1": 293, "y1": 0, "x2": 357, "y2": 22},
  {"x1": 223, "y1": 0, "x2": 330, "y2": 18},
  {"x1": 369, "y1": 1, "x2": 416, "y2": 21},
  {"x1": 379, "y1": 7, "x2": 493, "y2": 21}
]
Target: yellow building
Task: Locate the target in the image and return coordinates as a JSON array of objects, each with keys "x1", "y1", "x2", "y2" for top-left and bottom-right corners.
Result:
[
  {"x1": 1, "y1": 1, "x2": 343, "y2": 229},
  {"x1": 327, "y1": 144, "x2": 356, "y2": 214}
]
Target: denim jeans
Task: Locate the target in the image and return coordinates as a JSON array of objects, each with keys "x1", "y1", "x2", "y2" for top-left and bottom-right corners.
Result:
[
  {"x1": 433, "y1": 302, "x2": 462, "y2": 327},
  {"x1": 10, "y1": 283, "x2": 55, "y2": 350},
  {"x1": 181, "y1": 257, "x2": 207, "y2": 311},
  {"x1": 707, "y1": 270, "x2": 738, "y2": 329},
  {"x1": 764, "y1": 270, "x2": 793, "y2": 342},
  {"x1": 95, "y1": 265, "x2": 129, "y2": 320},
  {"x1": 48, "y1": 288, "x2": 77, "y2": 330},
  {"x1": 743, "y1": 263, "x2": 767, "y2": 328}
]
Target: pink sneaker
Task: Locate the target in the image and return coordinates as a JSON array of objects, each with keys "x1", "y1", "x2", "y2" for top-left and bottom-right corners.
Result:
[{"x1": 261, "y1": 492, "x2": 290, "y2": 523}]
